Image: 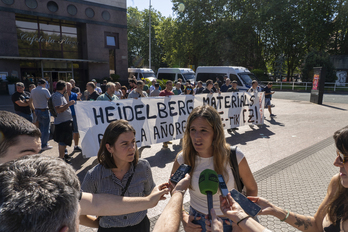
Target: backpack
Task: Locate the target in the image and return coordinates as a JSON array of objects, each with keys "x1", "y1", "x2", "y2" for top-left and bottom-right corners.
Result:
[{"x1": 48, "y1": 96, "x2": 57, "y2": 118}]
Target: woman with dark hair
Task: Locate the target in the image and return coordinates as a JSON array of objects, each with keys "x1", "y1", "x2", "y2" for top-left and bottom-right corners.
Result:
[
  {"x1": 81, "y1": 120, "x2": 155, "y2": 232},
  {"x1": 181, "y1": 85, "x2": 195, "y2": 95},
  {"x1": 171, "y1": 105, "x2": 257, "y2": 232},
  {"x1": 249, "y1": 126, "x2": 348, "y2": 232},
  {"x1": 121, "y1": 86, "x2": 128, "y2": 99}
]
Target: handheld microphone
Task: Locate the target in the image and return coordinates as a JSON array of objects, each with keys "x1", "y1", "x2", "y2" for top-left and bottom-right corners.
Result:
[{"x1": 198, "y1": 169, "x2": 219, "y2": 220}]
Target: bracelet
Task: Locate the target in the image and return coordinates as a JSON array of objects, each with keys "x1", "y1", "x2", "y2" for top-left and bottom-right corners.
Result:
[
  {"x1": 236, "y1": 215, "x2": 251, "y2": 226},
  {"x1": 280, "y1": 210, "x2": 290, "y2": 222}
]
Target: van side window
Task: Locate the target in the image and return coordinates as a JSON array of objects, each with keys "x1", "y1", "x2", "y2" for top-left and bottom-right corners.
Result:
[
  {"x1": 158, "y1": 73, "x2": 175, "y2": 81},
  {"x1": 230, "y1": 74, "x2": 242, "y2": 86}
]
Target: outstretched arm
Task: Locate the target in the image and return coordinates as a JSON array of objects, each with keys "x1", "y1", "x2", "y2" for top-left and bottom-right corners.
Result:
[{"x1": 80, "y1": 183, "x2": 170, "y2": 216}]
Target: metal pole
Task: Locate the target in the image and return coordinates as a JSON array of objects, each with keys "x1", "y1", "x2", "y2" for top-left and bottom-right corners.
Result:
[{"x1": 149, "y1": 0, "x2": 151, "y2": 69}]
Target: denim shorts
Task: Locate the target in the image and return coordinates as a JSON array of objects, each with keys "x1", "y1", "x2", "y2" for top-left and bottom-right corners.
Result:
[
  {"x1": 189, "y1": 206, "x2": 233, "y2": 232},
  {"x1": 72, "y1": 115, "x2": 78, "y2": 133},
  {"x1": 265, "y1": 98, "x2": 271, "y2": 106}
]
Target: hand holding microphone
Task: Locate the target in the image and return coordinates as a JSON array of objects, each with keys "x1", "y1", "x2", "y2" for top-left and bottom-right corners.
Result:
[{"x1": 199, "y1": 169, "x2": 219, "y2": 220}]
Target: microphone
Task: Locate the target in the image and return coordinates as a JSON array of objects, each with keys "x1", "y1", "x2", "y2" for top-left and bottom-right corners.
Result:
[{"x1": 198, "y1": 169, "x2": 219, "y2": 220}]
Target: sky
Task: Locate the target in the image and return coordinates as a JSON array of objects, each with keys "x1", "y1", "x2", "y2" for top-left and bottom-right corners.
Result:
[{"x1": 127, "y1": 0, "x2": 175, "y2": 18}]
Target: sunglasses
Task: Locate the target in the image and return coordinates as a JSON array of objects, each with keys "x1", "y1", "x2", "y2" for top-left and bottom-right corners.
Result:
[
  {"x1": 337, "y1": 151, "x2": 347, "y2": 164},
  {"x1": 186, "y1": 88, "x2": 192, "y2": 91}
]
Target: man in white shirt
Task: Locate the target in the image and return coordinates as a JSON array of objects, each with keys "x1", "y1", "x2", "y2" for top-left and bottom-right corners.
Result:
[{"x1": 114, "y1": 82, "x2": 123, "y2": 98}]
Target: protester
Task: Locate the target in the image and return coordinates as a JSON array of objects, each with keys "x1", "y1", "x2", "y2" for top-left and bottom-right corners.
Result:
[
  {"x1": 11, "y1": 82, "x2": 33, "y2": 122},
  {"x1": 248, "y1": 80, "x2": 261, "y2": 94},
  {"x1": 195, "y1": 81, "x2": 204, "y2": 94},
  {"x1": 142, "y1": 79, "x2": 150, "y2": 94},
  {"x1": 205, "y1": 194, "x2": 272, "y2": 232},
  {"x1": 100, "y1": 79, "x2": 108, "y2": 93},
  {"x1": 29, "y1": 83, "x2": 36, "y2": 92},
  {"x1": 159, "y1": 80, "x2": 174, "y2": 96},
  {"x1": 264, "y1": 82, "x2": 276, "y2": 117},
  {"x1": 177, "y1": 78, "x2": 185, "y2": 91},
  {"x1": 220, "y1": 78, "x2": 232, "y2": 92},
  {"x1": 70, "y1": 79, "x2": 81, "y2": 93},
  {"x1": 0, "y1": 111, "x2": 41, "y2": 164},
  {"x1": 121, "y1": 86, "x2": 128, "y2": 99},
  {"x1": 171, "y1": 105, "x2": 258, "y2": 232},
  {"x1": 81, "y1": 120, "x2": 156, "y2": 232},
  {"x1": 30, "y1": 78, "x2": 52, "y2": 151},
  {"x1": 227, "y1": 80, "x2": 239, "y2": 92},
  {"x1": 247, "y1": 127, "x2": 348, "y2": 232},
  {"x1": 86, "y1": 82, "x2": 100, "y2": 101},
  {"x1": 181, "y1": 85, "x2": 194, "y2": 95},
  {"x1": 91, "y1": 79, "x2": 102, "y2": 94},
  {"x1": 51, "y1": 80, "x2": 75, "y2": 163},
  {"x1": 150, "y1": 83, "x2": 161, "y2": 97},
  {"x1": 67, "y1": 82, "x2": 82, "y2": 153},
  {"x1": 115, "y1": 82, "x2": 123, "y2": 98},
  {"x1": 149, "y1": 79, "x2": 157, "y2": 92},
  {"x1": 216, "y1": 76, "x2": 222, "y2": 88},
  {"x1": 173, "y1": 81, "x2": 182, "y2": 95},
  {"x1": 202, "y1": 79, "x2": 215, "y2": 94},
  {"x1": 97, "y1": 82, "x2": 119, "y2": 101},
  {"x1": 214, "y1": 82, "x2": 220, "y2": 93},
  {"x1": 128, "y1": 80, "x2": 148, "y2": 99},
  {"x1": 128, "y1": 79, "x2": 137, "y2": 93}
]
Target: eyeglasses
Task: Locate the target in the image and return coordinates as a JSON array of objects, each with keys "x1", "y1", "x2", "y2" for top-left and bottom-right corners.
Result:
[
  {"x1": 337, "y1": 151, "x2": 347, "y2": 164},
  {"x1": 186, "y1": 88, "x2": 192, "y2": 91}
]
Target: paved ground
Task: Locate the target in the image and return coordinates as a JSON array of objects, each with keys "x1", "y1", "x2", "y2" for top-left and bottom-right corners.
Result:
[{"x1": 0, "y1": 91, "x2": 347, "y2": 231}]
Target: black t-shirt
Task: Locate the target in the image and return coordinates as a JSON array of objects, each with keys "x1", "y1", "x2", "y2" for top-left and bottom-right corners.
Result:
[
  {"x1": 264, "y1": 87, "x2": 272, "y2": 99},
  {"x1": 196, "y1": 87, "x2": 204, "y2": 94},
  {"x1": 227, "y1": 87, "x2": 239, "y2": 92},
  {"x1": 202, "y1": 88, "x2": 214, "y2": 94},
  {"x1": 88, "y1": 91, "x2": 99, "y2": 101},
  {"x1": 71, "y1": 86, "x2": 80, "y2": 93},
  {"x1": 12, "y1": 91, "x2": 31, "y2": 114}
]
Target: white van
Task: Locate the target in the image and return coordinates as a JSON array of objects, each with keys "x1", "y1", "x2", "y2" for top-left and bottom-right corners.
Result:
[
  {"x1": 195, "y1": 66, "x2": 262, "y2": 91},
  {"x1": 128, "y1": 68, "x2": 156, "y2": 81},
  {"x1": 156, "y1": 68, "x2": 195, "y2": 83}
]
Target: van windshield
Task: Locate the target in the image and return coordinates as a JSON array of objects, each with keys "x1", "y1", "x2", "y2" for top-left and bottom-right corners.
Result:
[
  {"x1": 183, "y1": 73, "x2": 195, "y2": 82},
  {"x1": 239, "y1": 73, "x2": 258, "y2": 87},
  {"x1": 142, "y1": 73, "x2": 156, "y2": 78}
]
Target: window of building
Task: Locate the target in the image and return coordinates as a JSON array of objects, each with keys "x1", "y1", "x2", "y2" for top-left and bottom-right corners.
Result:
[{"x1": 105, "y1": 32, "x2": 119, "y2": 48}]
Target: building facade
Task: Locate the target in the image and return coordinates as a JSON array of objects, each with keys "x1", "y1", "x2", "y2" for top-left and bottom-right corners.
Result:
[{"x1": 0, "y1": 0, "x2": 127, "y2": 90}]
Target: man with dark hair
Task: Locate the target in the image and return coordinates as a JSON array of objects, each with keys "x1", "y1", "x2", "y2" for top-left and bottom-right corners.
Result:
[
  {"x1": 202, "y1": 79, "x2": 214, "y2": 94},
  {"x1": 159, "y1": 80, "x2": 174, "y2": 96},
  {"x1": 30, "y1": 78, "x2": 52, "y2": 151},
  {"x1": 128, "y1": 79, "x2": 137, "y2": 92},
  {"x1": 100, "y1": 79, "x2": 108, "y2": 93},
  {"x1": 0, "y1": 154, "x2": 81, "y2": 232},
  {"x1": 195, "y1": 81, "x2": 204, "y2": 94},
  {"x1": 128, "y1": 80, "x2": 148, "y2": 99},
  {"x1": 86, "y1": 82, "x2": 99, "y2": 101},
  {"x1": 220, "y1": 78, "x2": 232, "y2": 92},
  {"x1": 51, "y1": 80, "x2": 75, "y2": 162},
  {"x1": 11, "y1": 82, "x2": 33, "y2": 122},
  {"x1": 0, "y1": 111, "x2": 41, "y2": 164},
  {"x1": 227, "y1": 80, "x2": 239, "y2": 92},
  {"x1": 69, "y1": 79, "x2": 81, "y2": 94},
  {"x1": 150, "y1": 83, "x2": 161, "y2": 96},
  {"x1": 264, "y1": 82, "x2": 276, "y2": 117},
  {"x1": 91, "y1": 79, "x2": 102, "y2": 94}
]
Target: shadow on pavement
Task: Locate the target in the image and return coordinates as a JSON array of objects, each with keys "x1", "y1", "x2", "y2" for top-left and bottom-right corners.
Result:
[
  {"x1": 145, "y1": 143, "x2": 182, "y2": 168},
  {"x1": 226, "y1": 125, "x2": 275, "y2": 145},
  {"x1": 264, "y1": 117, "x2": 285, "y2": 126},
  {"x1": 321, "y1": 104, "x2": 347, "y2": 111}
]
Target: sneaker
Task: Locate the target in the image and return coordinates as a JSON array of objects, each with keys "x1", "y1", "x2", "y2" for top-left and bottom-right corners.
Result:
[
  {"x1": 41, "y1": 145, "x2": 53, "y2": 151},
  {"x1": 270, "y1": 114, "x2": 276, "y2": 117},
  {"x1": 74, "y1": 146, "x2": 82, "y2": 152}
]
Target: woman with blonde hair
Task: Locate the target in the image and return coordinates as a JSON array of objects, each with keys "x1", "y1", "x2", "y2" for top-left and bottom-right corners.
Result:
[
  {"x1": 81, "y1": 119, "x2": 155, "y2": 232},
  {"x1": 170, "y1": 105, "x2": 258, "y2": 232}
]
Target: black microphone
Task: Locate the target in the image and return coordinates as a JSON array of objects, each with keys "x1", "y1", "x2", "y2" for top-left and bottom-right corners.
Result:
[{"x1": 198, "y1": 169, "x2": 219, "y2": 220}]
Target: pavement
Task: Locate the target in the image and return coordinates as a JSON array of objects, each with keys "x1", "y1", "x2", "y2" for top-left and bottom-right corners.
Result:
[{"x1": 1, "y1": 92, "x2": 347, "y2": 232}]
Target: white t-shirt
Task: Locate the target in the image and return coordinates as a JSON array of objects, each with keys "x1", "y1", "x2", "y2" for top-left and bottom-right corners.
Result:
[{"x1": 176, "y1": 147, "x2": 244, "y2": 215}]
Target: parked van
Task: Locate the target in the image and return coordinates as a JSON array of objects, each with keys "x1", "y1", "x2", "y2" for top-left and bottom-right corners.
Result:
[
  {"x1": 195, "y1": 66, "x2": 262, "y2": 91},
  {"x1": 128, "y1": 68, "x2": 156, "y2": 81},
  {"x1": 156, "y1": 68, "x2": 195, "y2": 83}
]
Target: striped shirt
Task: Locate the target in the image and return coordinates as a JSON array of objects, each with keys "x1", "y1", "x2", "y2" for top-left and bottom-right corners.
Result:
[{"x1": 81, "y1": 159, "x2": 155, "y2": 228}]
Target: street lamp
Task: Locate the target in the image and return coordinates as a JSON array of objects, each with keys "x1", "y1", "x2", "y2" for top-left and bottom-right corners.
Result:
[{"x1": 149, "y1": 0, "x2": 151, "y2": 69}]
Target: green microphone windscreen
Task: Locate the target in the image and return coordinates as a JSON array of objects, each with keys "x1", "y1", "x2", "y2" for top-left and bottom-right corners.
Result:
[{"x1": 199, "y1": 169, "x2": 219, "y2": 195}]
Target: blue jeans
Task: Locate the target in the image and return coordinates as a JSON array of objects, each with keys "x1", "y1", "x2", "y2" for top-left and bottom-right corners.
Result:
[
  {"x1": 16, "y1": 111, "x2": 33, "y2": 122},
  {"x1": 190, "y1": 206, "x2": 232, "y2": 232},
  {"x1": 35, "y1": 110, "x2": 50, "y2": 148}
]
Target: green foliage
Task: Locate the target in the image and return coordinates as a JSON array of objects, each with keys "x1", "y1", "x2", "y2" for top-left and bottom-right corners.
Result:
[
  {"x1": 156, "y1": 79, "x2": 168, "y2": 90},
  {"x1": 110, "y1": 74, "x2": 120, "y2": 82},
  {"x1": 301, "y1": 50, "x2": 336, "y2": 82},
  {"x1": 6, "y1": 76, "x2": 20, "y2": 84},
  {"x1": 251, "y1": 69, "x2": 269, "y2": 81}
]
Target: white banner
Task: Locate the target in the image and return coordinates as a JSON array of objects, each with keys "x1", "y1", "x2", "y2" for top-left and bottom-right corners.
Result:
[{"x1": 75, "y1": 92, "x2": 264, "y2": 157}]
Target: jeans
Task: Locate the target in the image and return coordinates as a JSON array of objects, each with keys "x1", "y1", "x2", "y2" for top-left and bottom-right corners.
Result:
[
  {"x1": 35, "y1": 110, "x2": 50, "y2": 148},
  {"x1": 190, "y1": 206, "x2": 232, "y2": 232},
  {"x1": 16, "y1": 111, "x2": 33, "y2": 122}
]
